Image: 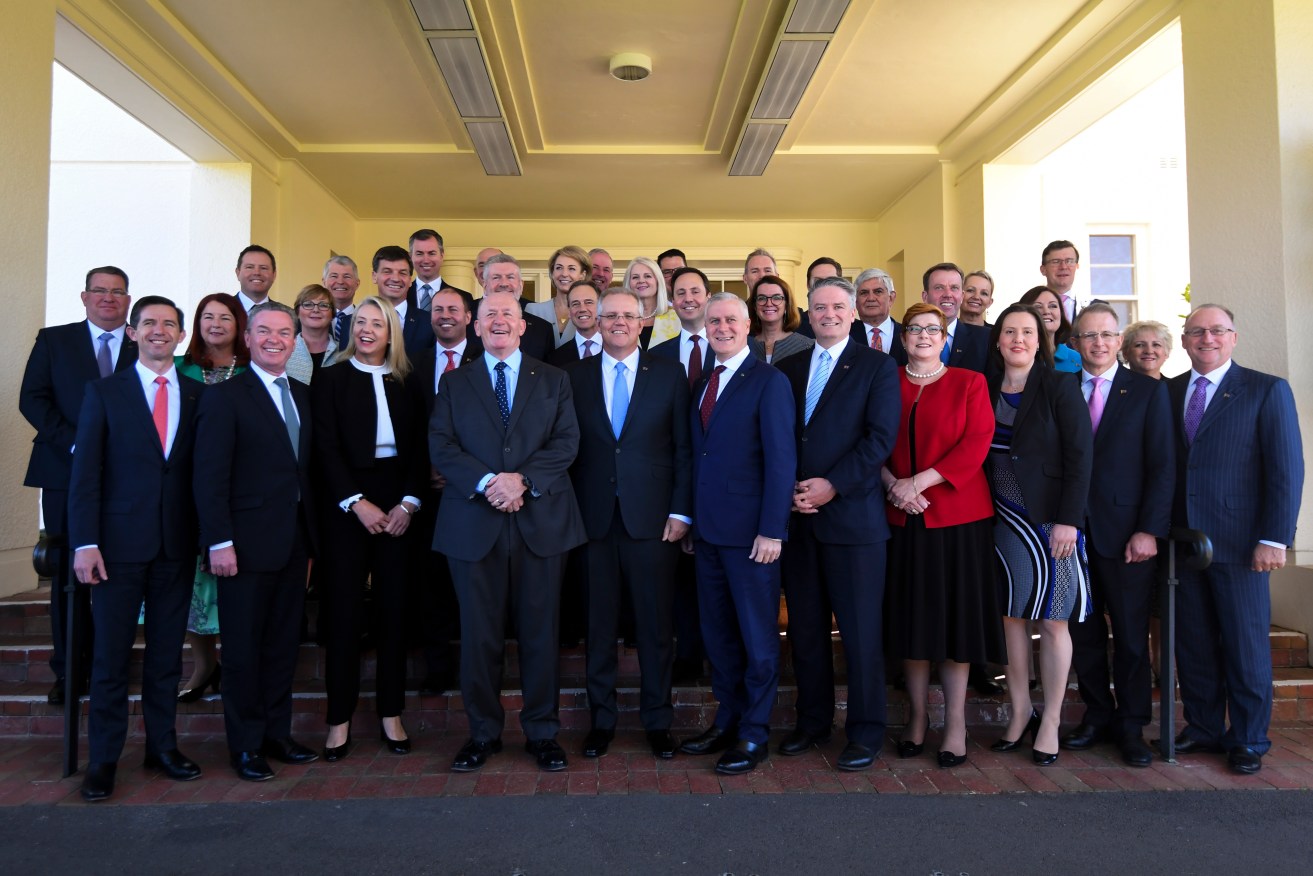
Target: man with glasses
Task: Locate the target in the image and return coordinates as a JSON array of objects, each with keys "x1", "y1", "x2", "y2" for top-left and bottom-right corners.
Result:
[
  {"x1": 1040, "y1": 240, "x2": 1083, "y2": 324},
  {"x1": 1167, "y1": 305, "x2": 1303, "y2": 775},
  {"x1": 20, "y1": 267, "x2": 137, "y2": 705},
  {"x1": 566, "y1": 288, "x2": 692, "y2": 760},
  {"x1": 1061, "y1": 303, "x2": 1173, "y2": 767}
]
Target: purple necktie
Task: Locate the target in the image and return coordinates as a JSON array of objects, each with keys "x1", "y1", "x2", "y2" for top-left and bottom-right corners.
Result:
[
  {"x1": 1184, "y1": 376, "x2": 1209, "y2": 444},
  {"x1": 1087, "y1": 376, "x2": 1105, "y2": 434}
]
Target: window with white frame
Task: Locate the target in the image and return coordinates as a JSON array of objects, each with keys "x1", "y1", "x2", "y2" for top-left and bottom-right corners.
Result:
[{"x1": 1087, "y1": 234, "x2": 1138, "y2": 324}]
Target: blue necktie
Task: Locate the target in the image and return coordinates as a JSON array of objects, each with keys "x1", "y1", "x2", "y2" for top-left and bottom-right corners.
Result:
[
  {"x1": 940, "y1": 333, "x2": 951, "y2": 364},
  {"x1": 494, "y1": 361, "x2": 510, "y2": 428},
  {"x1": 334, "y1": 310, "x2": 351, "y2": 348},
  {"x1": 611, "y1": 362, "x2": 629, "y2": 439},
  {"x1": 804, "y1": 350, "x2": 831, "y2": 425},
  {"x1": 419, "y1": 283, "x2": 433, "y2": 311}
]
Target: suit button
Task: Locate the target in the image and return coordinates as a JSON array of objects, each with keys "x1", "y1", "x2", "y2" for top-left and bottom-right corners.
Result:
[
  {"x1": 609, "y1": 477, "x2": 616, "y2": 484},
  {"x1": 615, "y1": 448, "x2": 621, "y2": 454},
  {"x1": 801, "y1": 436, "x2": 808, "y2": 442},
  {"x1": 504, "y1": 447, "x2": 511, "y2": 453}
]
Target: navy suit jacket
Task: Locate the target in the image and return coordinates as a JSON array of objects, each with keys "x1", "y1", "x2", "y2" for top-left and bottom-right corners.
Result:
[
  {"x1": 650, "y1": 333, "x2": 715, "y2": 382},
  {"x1": 947, "y1": 320, "x2": 990, "y2": 373},
  {"x1": 1082, "y1": 367, "x2": 1175, "y2": 558},
  {"x1": 1169, "y1": 363, "x2": 1304, "y2": 564},
  {"x1": 193, "y1": 367, "x2": 318, "y2": 571},
  {"x1": 690, "y1": 353, "x2": 796, "y2": 546},
  {"x1": 20, "y1": 321, "x2": 138, "y2": 489},
  {"x1": 775, "y1": 342, "x2": 900, "y2": 545},
  {"x1": 566, "y1": 352, "x2": 692, "y2": 541},
  {"x1": 399, "y1": 299, "x2": 435, "y2": 358},
  {"x1": 429, "y1": 353, "x2": 586, "y2": 561},
  {"x1": 849, "y1": 319, "x2": 906, "y2": 365},
  {"x1": 67, "y1": 368, "x2": 203, "y2": 563},
  {"x1": 410, "y1": 343, "x2": 482, "y2": 418}
]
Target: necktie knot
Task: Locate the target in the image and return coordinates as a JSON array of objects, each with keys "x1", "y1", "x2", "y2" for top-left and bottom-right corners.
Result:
[
  {"x1": 582, "y1": 339, "x2": 594, "y2": 357},
  {"x1": 154, "y1": 375, "x2": 168, "y2": 387},
  {"x1": 443, "y1": 349, "x2": 458, "y2": 372}
]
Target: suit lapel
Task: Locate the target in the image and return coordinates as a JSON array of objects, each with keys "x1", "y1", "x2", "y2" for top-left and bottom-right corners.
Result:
[
  {"x1": 1093, "y1": 367, "x2": 1129, "y2": 450},
  {"x1": 583, "y1": 355, "x2": 612, "y2": 437},
  {"x1": 622, "y1": 354, "x2": 656, "y2": 440},
  {"x1": 1196, "y1": 364, "x2": 1244, "y2": 440},
  {"x1": 1013, "y1": 365, "x2": 1042, "y2": 429},
  {"x1": 506, "y1": 359, "x2": 541, "y2": 435},
  {"x1": 243, "y1": 370, "x2": 298, "y2": 461},
  {"x1": 810, "y1": 343, "x2": 856, "y2": 421},
  {"x1": 706, "y1": 354, "x2": 754, "y2": 431},
  {"x1": 112, "y1": 368, "x2": 165, "y2": 456}
]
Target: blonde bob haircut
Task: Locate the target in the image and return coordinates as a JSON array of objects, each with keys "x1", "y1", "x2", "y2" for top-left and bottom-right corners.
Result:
[
  {"x1": 335, "y1": 295, "x2": 412, "y2": 379},
  {"x1": 623, "y1": 256, "x2": 670, "y2": 317}
]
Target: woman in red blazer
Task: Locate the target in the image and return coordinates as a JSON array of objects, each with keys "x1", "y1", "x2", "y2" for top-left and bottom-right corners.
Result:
[{"x1": 882, "y1": 302, "x2": 1004, "y2": 768}]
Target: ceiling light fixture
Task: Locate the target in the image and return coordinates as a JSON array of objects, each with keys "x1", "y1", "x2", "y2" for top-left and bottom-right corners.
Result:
[{"x1": 609, "y1": 53, "x2": 652, "y2": 82}]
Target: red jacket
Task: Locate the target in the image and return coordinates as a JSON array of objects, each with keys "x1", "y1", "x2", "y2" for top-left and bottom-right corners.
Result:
[{"x1": 886, "y1": 367, "x2": 994, "y2": 528}]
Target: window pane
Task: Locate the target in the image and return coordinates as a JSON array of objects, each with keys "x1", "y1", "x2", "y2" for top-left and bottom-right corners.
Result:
[
  {"x1": 1089, "y1": 235, "x2": 1133, "y2": 264},
  {"x1": 1090, "y1": 266, "x2": 1133, "y2": 297}
]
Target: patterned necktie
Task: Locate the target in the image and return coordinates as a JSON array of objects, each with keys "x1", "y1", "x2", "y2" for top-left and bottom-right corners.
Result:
[
  {"x1": 611, "y1": 362, "x2": 629, "y2": 439},
  {"x1": 419, "y1": 283, "x2": 433, "y2": 311},
  {"x1": 152, "y1": 376, "x2": 169, "y2": 455},
  {"x1": 1087, "y1": 375, "x2": 1105, "y2": 434},
  {"x1": 494, "y1": 361, "x2": 510, "y2": 428},
  {"x1": 1184, "y1": 375, "x2": 1209, "y2": 444},
  {"x1": 97, "y1": 332, "x2": 114, "y2": 378},
  {"x1": 273, "y1": 377, "x2": 299, "y2": 458},
  {"x1": 687, "y1": 335, "x2": 703, "y2": 388},
  {"x1": 871, "y1": 326, "x2": 883, "y2": 351},
  {"x1": 699, "y1": 365, "x2": 726, "y2": 430},
  {"x1": 443, "y1": 350, "x2": 458, "y2": 373},
  {"x1": 581, "y1": 339, "x2": 594, "y2": 358},
  {"x1": 804, "y1": 350, "x2": 831, "y2": 425},
  {"x1": 334, "y1": 310, "x2": 351, "y2": 349}
]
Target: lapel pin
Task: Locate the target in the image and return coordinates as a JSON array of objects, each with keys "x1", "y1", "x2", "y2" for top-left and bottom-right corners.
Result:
[
  {"x1": 1119, "y1": 389, "x2": 1127, "y2": 395},
  {"x1": 1223, "y1": 392, "x2": 1231, "y2": 398}
]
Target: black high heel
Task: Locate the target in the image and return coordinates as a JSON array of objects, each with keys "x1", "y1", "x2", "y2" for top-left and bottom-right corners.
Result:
[
  {"x1": 1032, "y1": 747, "x2": 1059, "y2": 766},
  {"x1": 177, "y1": 664, "x2": 222, "y2": 703},
  {"x1": 380, "y1": 720, "x2": 412, "y2": 754},
  {"x1": 897, "y1": 714, "x2": 929, "y2": 759},
  {"x1": 324, "y1": 731, "x2": 352, "y2": 763},
  {"x1": 990, "y1": 709, "x2": 1040, "y2": 753}
]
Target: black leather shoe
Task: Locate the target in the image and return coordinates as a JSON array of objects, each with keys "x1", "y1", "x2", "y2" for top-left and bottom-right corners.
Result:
[
  {"x1": 583, "y1": 728, "x2": 614, "y2": 758},
  {"x1": 679, "y1": 725, "x2": 737, "y2": 756},
  {"x1": 1120, "y1": 734, "x2": 1154, "y2": 768},
  {"x1": 144, "y1": 748, "x2": 202, "y2": 781},
  {"x1": 323, "y1": 735, "x2": 352, "y2": 763},
  {"x1": 715, "y1": 740, "x2": 768, "y2": 775},
  {"x1": 80, "y1": 762, "x2": 116, "y2": 802},
  {"x1": 1032, "y1": 748, "x2": 1059, "y2": 766},
  {"x1": 778, "y1": 727, "x2": 831, "y2": 756},
  {"x1": 1228, "y1": 746, "x2": 1262, "y2": 775},
  {"x1": 231, "y1": 751, "x2": 274, "y2": 782},
  {"x1": 1060, "y1": 721, "x2": 1108, "y2": 751},
  {"x1": 837, "y1": 742, "x2": 877, "y2": 771},
  {"x1": 969, "y1": 665, "x2": 1004, "y2": 697},
  {"x1": 48, "y1": 678, "x2": 66, "y2": 706},
  {"x1": 646, "y1": 730, "x2": 678, "y2": 759},
  {"x1": 526, "y1": 738, "x2": 568, "y2": 771},
  {"x1": 418, "y1": 670, "x2": 456, "y2": 697},
  {"x1": 262, "y1": 737, "x2": 320, "y2": 765},
  {"x1": 379, "y1": 722, "x2": 412, "y2": 755},
  {"x1": 1172, "y1": 733, "x2": 1223, "y2": 755},
  {"x1": 937, "y1": 749, "x2": 968, "y2": 768},
  {"x1": 451, "y1": 738, "x2": 502, "y2": 772}
]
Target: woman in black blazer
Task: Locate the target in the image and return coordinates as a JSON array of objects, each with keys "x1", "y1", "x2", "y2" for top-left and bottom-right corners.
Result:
[
  {"x1": 985, "y1": 303, "x2": 1093, "y2": 765},
  {"x1": 311, "y1": 296, "x2": 429, "y2": 761}
]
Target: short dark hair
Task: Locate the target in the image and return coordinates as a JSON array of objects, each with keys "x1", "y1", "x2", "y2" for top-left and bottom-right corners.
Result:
[
  {"x1": 921, "y1": 262, "x2": 963, "y2": 292},
  {"x1": 236, "y1": 245, "x2": 276, "y2": 273},
  {"x1": 988, "y1": 303, "x2": 1054, "y2": 372},
  {"x1": 657, "y1": 248, "x2": 687, "y2": 264},
  {"x1": 668, "y1": 265, "x2": 710, "y2": 291},
  {"x1": 372, "y1": 245, "x2": 413, "y2": 273},
  {"x1": 1041, "y1": 240, "x2": 1080, "y2": 264},
  {"x1": 807, "y1": 256, "x2": 843, "y2": 280},
  {"x1": 129, "y1": 295, "x2": 184, "y2": 328},
  {"x1": 85, "y1": 266, "x2": 129, "y2": 292},
  {"x1": 409, "y1": 228, "x2": 444, "y2": 250},
  {"x1": 432, "y1": 286, "x2": 474, "y2": 314},
  {"x1": 566, "y1": 280, "x2": 597, "y2": 304}
]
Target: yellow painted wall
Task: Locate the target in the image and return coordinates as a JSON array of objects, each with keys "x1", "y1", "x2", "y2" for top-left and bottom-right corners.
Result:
[
  {"x1": 272, "y1": 160, "x2": 358, "y2": 301},
  {"x1": 874, "y1": 166, "x2": 949, "y2": 313}
]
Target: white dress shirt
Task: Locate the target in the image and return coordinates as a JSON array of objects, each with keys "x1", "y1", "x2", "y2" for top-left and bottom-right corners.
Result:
[
  {"x1": 574, "y1": 331, "x2": 602, "y2": 358},
  {"x1": 807, "y1": 335, "x2": 850, "y2": 395},
  {"x1": 85, "y1": 320, "x2": 128, "y2": 366},
  {"x1": 337, "y1": 358, "x2": 421, "y2": 512},
  {"x1": 679, "y1": 327, "x2": 707, "y2": 373},
  {"x1": 434, "y1": 339, "x2": 469, "y2": 395},
  {"x1": 703, "y1": 345, "x2": 752, "y2": 405}
]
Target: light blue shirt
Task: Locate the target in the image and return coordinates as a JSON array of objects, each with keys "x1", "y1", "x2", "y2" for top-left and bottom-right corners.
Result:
[{"x1": 85, "y1": 320, "x2": 127, "y2": 367}]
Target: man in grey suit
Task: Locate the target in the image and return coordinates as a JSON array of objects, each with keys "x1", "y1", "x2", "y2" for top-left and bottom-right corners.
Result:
[
  {"x1": 429, "y1": 290, "x2": 586, "y2": 773},
  {"x1": 1169, "y1": 304, "x2": 1304, "y2": 775}
]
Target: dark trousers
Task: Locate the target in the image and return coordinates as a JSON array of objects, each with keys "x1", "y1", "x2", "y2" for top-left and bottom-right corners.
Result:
[
  {"x1": 695, "y1": 539, "x2": 781, "y2": 746},
  {"x1": 216, "y1": 526, "x2": 309, "y2": 754},
  {"x1": 44, "y1": 489, "x2": 93, "y2": 682},
  {"x1": 1175, "y1": 561, "x2": 1273, "y2": 753},
  {"x1": 87, "y1": 557, "x2": 190, "y2": 763},
  {"x1": 320, "y1": 460, "x2": 411, "y2": 725},
  {"x1": 410, "y1": 491, "x2": 459, "y2": 680},
  {"x1": 672, "y1": 550, "x2": 704, "y2": 663},
  {"x1": 782, "y1": 521, "x2": 888, "y2": 747},
  {"x1": 584, "y1": 511, "x2": 677, "y2": 731},
  {"x1": 448, "y1": 516, "x2": 565, "y2": 743},
  {"x1": 1070, "y1": 549, "x2": 1154, "y2": 736}
]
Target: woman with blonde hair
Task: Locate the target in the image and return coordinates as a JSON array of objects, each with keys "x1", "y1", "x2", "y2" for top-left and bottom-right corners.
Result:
[
  {"x1": 526, "y1": 245, "x2": 592, "y2": 347},
  {"x1": 1121, "y1": 320, "x2": 1172, "y2": 380},
  {"x1": 624, "y1": 256, "x2": 680, "y2": 348}
]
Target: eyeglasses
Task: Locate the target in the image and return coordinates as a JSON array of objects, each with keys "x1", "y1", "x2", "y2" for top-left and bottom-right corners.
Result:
[
  {"x1": 1044, "y1": 257, "x2": 1078, "y2": 267},
  {"x1": 756, "y1": 294, "x2": 786, "y2": 305},
  {"x1": 87, "y1": 287, "x2": 128, "y2": 298},
  {"x1": 904, "y1": 325, "x2": 944, "y2": 336},
  {"x1": 299, "y1": 301, "x2": 333, "y2": 312},
  {"x1": 599, "y1": 312, "x2": 640, "y2": 323},
  {"x1": 1183, "y1": 326, "x2": 1235, "y2": 339},
  {"x1": 1073, "y1": 331, "x2": 1121, "y2": 342}
]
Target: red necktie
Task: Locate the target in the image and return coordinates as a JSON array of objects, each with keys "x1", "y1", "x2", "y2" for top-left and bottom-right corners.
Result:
[
  {"x1": 871, "y1": 326, "x2": 883, "y2": 351},
  {"x1": 443, "y1": 350, "x2": 458, "y2": 373},
  {"x1": 699, "y1": 365, "x2": 725, "y2": 430},
  {"x1": 152, "y1": 376, "x2": 169, "y2": 455},
  {"x1": 687, "y1": 335, "x2": 703, "y2": 388}
]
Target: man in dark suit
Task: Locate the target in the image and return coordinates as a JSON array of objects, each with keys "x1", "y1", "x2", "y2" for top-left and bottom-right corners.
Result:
[
  {"x1": 20, "y1": 265, "x2": 137, "y2": 705},
  {"x1": 921, "y1": 262, "x2": 989, "y2": 373},
  {"x1": 234, "y1": 245, "x2": 277, "y2": 313},
  {"x1": 323, "y1": 256, "x2": 361, "y2": 349},
  {"x1": 546, "y1": 281, "x2": 602, "y2": 367},
  {"x1": 650, "y1": 266, "x2": 715, "y2": 683},
  {"x1": 408, "y1": 288, "x2": 479, "y2": 696},
  {"x1": 1061, "y1": 303, "x2": 1174, "y2": 767},
  {"x1": 193, "y1": 302, "x2": 320, "y2": 781},
  {"x1": 368, "y1": 244, "x2": 431, "y2": 356},
  {"x1": 776, "y1": 277, "x2": 899, "y2": 771},
  {"x1": 567, "y1": 287, "x2": 692, "y2": 760},
  {"x1": 1168, "y1": 304, "x2": 1304, "y2": 775},
  {"x1": 476, "y1": 254, "x2": 554, "y2": 361},
  {"x1": 679, "y1": 293, "x2": 796, "y2": 775},
  {"x1": 68, "y1": 296, "x2": 203, "y2": 801},
  {"x1": 430, "y1": 289, "x2": 586, "y2": 773},
  {"x1": 409, "y1": 228, "x2": 470, "y2": 311},
  {"x1": 849, "y1": 267, "x2": 903, "y2": 362}
]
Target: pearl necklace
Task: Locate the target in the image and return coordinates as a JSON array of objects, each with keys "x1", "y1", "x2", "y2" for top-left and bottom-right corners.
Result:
[{"x1": 905, "y1": 362, "x2": 945, "y2": 379}]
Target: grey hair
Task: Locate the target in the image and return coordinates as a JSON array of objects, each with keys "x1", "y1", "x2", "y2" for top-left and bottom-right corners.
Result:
[
  {"x1": 707, "y1": 291, "x2": 749, "y2": 319},
  {"x1": 481, "y1": 253, "x2": 521, "y2": 285},
  {"x1": 854, "y1": 267, "x2": 895, "y2": 295},
  {"x1": 807, "y1": 276, "x2": 857, "y2": 310},
  {"x1": 322, "y1": 255, "x2": 357, "y2": 280}
]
